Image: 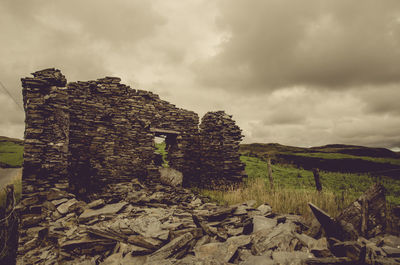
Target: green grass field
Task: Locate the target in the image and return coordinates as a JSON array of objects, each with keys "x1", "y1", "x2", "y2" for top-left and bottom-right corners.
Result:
[
  {"x1": 0, "y1": 141, "x2": 23, "y2": 168},
  {"x1": 241, "y1": 155, "x2": 400, "y2": 205},
  {"x1": 202, "y1": 155, "x2": 400, "y2": 220}
]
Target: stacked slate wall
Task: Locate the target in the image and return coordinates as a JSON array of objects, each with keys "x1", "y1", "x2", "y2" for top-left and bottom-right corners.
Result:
[
  {"x1": 21, "y1": 68, "x2": 247, "y2": 197},
  {"x1": 21, "y1": 68, "x2": 69, "y2": 196},
  {"x1": 67, "y1": 78, "x2": 199, "y2": 196},
  {"x1": 199, "y1": 111, "x2": 246, "y2": 188},
  {"x1": 67, "y1": 77, "x2": 155, "y2": 196},
  {"x1": 150, "y1": 98, "x2": 200, "y2": 185}
]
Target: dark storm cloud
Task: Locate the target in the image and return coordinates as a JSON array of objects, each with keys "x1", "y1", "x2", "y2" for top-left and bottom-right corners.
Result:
[
  {"x1": 0, "y1": 0, "x2": 166, "y2": 138},
  {"x1": 0, "y1": 0, "x2": 399, "y2": 150},
  {"x1": 196, "y1": 0, "x2": 400, "y2": 91}
]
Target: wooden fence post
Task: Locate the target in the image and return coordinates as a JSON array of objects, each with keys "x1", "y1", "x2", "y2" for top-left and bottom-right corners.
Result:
[
  {"x1": 0, "y1": 184, "x2": 19, "y2": 265},
  {"x1": 312, "y1": 168, "x2": 322, "y2": 192},
  {"x1": 267, "y1": 155, "x2": 274, "y2": 190}
]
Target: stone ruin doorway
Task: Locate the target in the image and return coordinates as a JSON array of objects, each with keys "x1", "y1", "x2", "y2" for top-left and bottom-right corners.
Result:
[{"x1": 151, "y1": 128, "x2": 179, "y2": 169}]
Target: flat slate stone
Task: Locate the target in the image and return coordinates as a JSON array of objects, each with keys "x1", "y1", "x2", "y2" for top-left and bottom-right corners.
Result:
[
  {"x1": 57, "y1": 199, "x2": 78, "y2": 215},
  {"x1": 78, "y1": 202, "x2": 128, "y2": 222},
  {"x1": 253, "y1": 216, "x2": 277, "y2": 232}
]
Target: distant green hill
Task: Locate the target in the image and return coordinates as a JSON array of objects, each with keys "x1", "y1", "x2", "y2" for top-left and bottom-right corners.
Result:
[
  {"x1": 0, "y1": 136, "x2": 23, "y2": 168},
  {"x1": 240, "y1": 143, "x2": 400, "y2": 178}
]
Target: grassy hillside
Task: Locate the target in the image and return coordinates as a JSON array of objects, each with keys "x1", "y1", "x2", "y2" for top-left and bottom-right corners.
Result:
[
  {"x1": 0, "y1": 136, "x2": 23, "y2": 168},
  {"x1": 240, "y1": 143, "x2": 400, "y2": 178}
]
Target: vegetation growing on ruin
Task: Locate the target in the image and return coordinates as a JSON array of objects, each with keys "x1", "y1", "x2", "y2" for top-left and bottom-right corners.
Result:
[{"x1": 155, "y1": 142, "x2": 169, "y2": 167}]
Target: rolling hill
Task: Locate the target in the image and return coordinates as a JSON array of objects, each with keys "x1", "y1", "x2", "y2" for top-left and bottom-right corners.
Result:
[{"x1": 240, "y1": 143, "x2": 400, "y2": 178}]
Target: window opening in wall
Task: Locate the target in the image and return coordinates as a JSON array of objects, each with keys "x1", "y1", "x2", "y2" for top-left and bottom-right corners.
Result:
[{"x1": 154, "y1": 136, "x2": 168, "y2": 167}]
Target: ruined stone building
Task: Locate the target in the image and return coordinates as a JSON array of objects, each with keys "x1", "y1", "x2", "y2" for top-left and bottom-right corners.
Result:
[{"x1": 21, "y1": 68, "x2": 246, "y2": 198}]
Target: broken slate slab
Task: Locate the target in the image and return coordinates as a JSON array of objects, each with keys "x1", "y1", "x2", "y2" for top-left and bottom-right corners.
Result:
[
  {"x1": 87, "y1": 199, "x2": 105, "y2": 209},
  {"x1": 79, "y1": 202, "x2": 128, "y2": 222},
  {"x1": 128, "y1": 216, "x2": 164, "y2": 238},
  {"x1": 257, "y1": 204, "x2": 272, "y2": 216},
  {"x1": 272, "y1": 251, "x2": 314, "y2": 265},
  {"x1": 149, "y1": 232, "x2": 193, "y2": 260},
  {"x1": 240, "y1": 255, "x2": 275, "y2": 265},
  {"x1": 51, "y1": 198, "x2": 68, "y2": 207},
  {"x1": 382, "y1": 246, "x2": 400, "y2": 258},
  {"x1": 308, "y1": 203, "x2": 358, "y2": 241},
  {"x1": 195, "y1": 235, "x2": 251, "y2": 263},
  {"x1": 252, "y1": 216, "x2": 277, "y2": 233},
  {"x1": 57, "y1": 198, "x2": 79, "y2": 215}
]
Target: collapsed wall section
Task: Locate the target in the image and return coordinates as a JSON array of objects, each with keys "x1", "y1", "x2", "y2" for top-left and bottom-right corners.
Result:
[
  {"x1": 21, "y1": 68, "x2": 69, "y2": 195},
  {"x1": 199, "y1": 111, "x2": 246, "y2": 188}
]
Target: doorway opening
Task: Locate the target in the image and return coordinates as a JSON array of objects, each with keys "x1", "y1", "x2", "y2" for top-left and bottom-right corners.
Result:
[{"x1": 152, "y1": 128, "x2": 180, "y2": 168}]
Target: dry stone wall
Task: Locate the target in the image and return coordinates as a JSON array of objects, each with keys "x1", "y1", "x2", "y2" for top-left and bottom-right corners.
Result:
[
  {"x1": 21, "y1": 68, "x2": 69, "y2": 195},
  {"x1": 21, "y1": 68, "x2": 245, "y2": 198},
  {"x1": 67, "y1": 78, "x2": 199, "y2": 196},
  {"x1": 199, "y1": 111, "x2": 246, "y2": 188}
]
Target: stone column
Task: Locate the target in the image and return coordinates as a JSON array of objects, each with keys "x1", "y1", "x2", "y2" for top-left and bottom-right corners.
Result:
[
  {"x1": 199, "y1": 111, "x2": 246, "y2": 188},
  {"x1": 21, "y1": 68, "x2": 69, "y2": 196}
]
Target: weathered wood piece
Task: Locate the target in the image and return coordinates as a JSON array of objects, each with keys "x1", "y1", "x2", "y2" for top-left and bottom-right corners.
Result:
[
  {"x1": 267, "y1": 155, "x2": 274, "y2": 190},
  {"x1": 0, "y1": 185, "x2": 19, "y2": 265},
  {"x1": 313, "y1": 168, "x2": 322, "y2": 192},
  {"x1": 337, "y1": 183, "x2": 386, "y2": 238}
]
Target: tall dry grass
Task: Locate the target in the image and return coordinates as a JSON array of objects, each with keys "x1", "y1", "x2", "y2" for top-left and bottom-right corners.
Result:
[{"x1": 201, "y1": 177, "x2": 358, "y2": 222}]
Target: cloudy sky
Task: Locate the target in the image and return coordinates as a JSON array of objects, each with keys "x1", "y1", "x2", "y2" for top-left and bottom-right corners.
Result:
[{"x1": 1, "y1": 0, "x2": 400, "y2": 150}]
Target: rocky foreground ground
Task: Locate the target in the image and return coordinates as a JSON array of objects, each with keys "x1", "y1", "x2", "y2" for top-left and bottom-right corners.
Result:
[{"x1": 17, "y1": 180, "x2": 400, "y2": 265}]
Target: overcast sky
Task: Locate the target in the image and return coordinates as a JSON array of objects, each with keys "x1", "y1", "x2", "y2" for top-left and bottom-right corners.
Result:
[{"x1": 1, "y1": 0, "x2": 400, "y2": 150}]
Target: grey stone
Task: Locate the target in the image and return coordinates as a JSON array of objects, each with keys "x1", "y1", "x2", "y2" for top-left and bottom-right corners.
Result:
[
  {"x1": 382, "y1": 246, "x2": 400, "y2": 258},
  {"x1": 240, "y1": 255, "x2": 274, "y2": 265},
  {"x1": 195, "y1": 235, "x2": 251, "y2": 263},
  {"x1": 251, "y1": 223, "x2": 300, "y2": 255},
  {"x1": 51, "y1": 198, "x2": 68, "y2": 206},
  {"x1": 128, "y1": 216, "x2": 164, "y2": 238},
  {"x1": 150, "y1": 232, "x2": 193, "y2": 260},
  {"x1": 57, "y1": 198, "x2": 78, "y2": 215},
  {"x1": 78, "y1": 202, "x2": 127, "y2": 222},
  {"x1": 380, "y1": 235, "x2": 400, "y2": 249},
  {"x1": 272, "y1": 251, "x2": 314, "y2": 265},
  {"x1": 257, "y1": 204, "x2": 272, "y2": 215},
  {"x1": 253, "y1": 216, "x2": 277, "y2": 233},
  {"x1": 159, "y1": 168, "x2": 183, "y2": 187},
  {"x1": 234, "y1": 205, "x2": 249, "y2": 215},
  {"x1": 87, "y1": 199, "x2": 105, "y2": 209}
]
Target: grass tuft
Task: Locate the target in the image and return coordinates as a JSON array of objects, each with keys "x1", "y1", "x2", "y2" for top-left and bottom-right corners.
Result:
[{"x1": 201, "y1": 177, "x2": 357, "y2": 222}]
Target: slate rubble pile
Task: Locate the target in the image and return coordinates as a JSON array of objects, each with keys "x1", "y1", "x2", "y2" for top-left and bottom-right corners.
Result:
[
  {"x1": 199, "y1": 111, "x2": 246, "y2": 188},
  {"x1": 17, "y1": 181, "x2": 400, "y2": 264}
]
